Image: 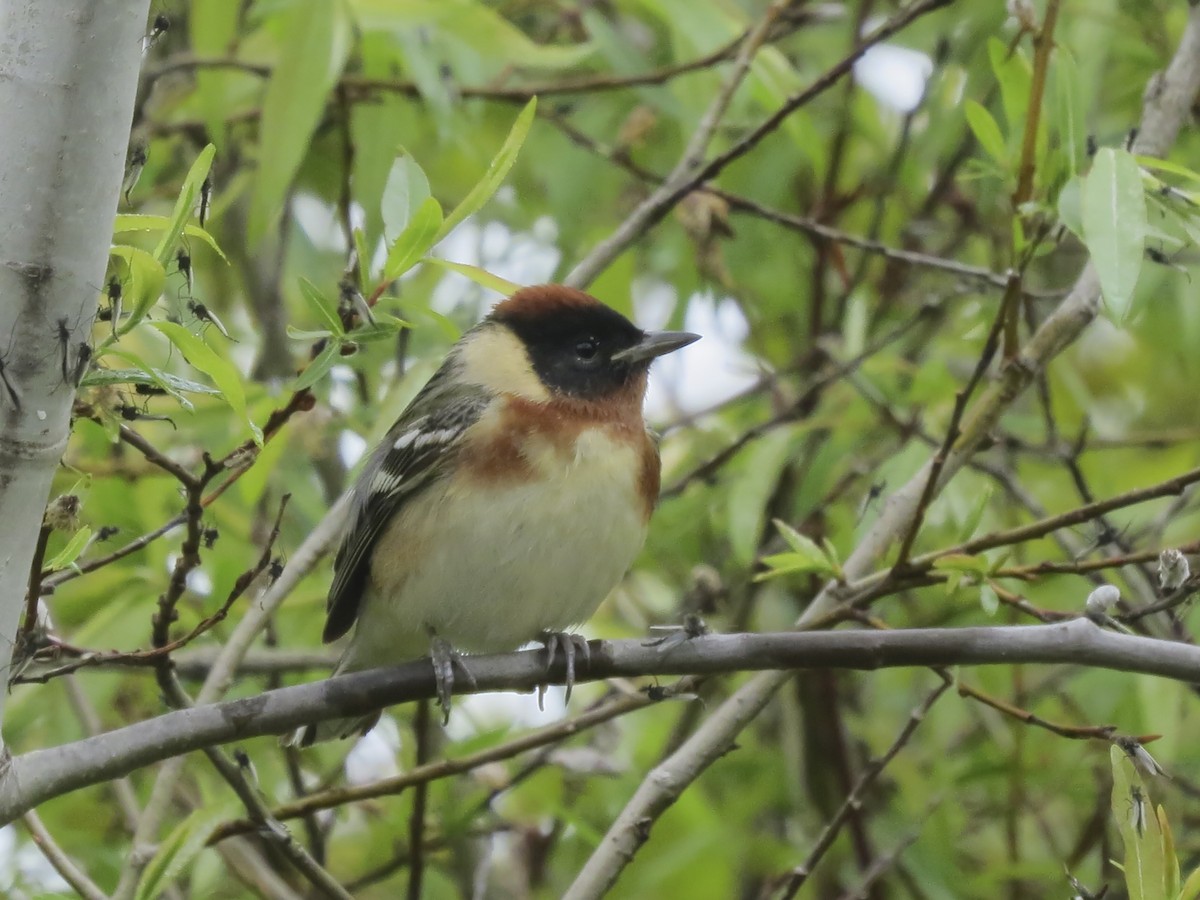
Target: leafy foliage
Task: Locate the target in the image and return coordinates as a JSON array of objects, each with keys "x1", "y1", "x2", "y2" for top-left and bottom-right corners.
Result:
[{"x1": 11, "y1": 1, "x2": 1200, "y2": 898}]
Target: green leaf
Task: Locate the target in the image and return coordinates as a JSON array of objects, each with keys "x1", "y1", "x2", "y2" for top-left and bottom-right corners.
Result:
[
  {"x1": 149, "y1": 322, "x2": 262, "y2": 444},
  {"x1": 381, "y1": 152, "x2": 433, "y2": 241},
  {"x1": 978, "y1": 583, "x2": 999, "y2": 616},
  {"x1": 425, "y1": 258, "x2": 522, "y2": 296},
  {"x1": 1110, "y1": 745, "x2": 1168, "y2": 900},
  {"x1": 1135, "y1": 155, "x2": 1200, "y2": 185},
  {"x1": 964, "y1": 100, "x2": 1007, "y2": 168},
  {"x1": 105, "y1": 245, "x2": 167, "y2": 344},
  {"x1": 248, "y1": 0, "x2": 352, "y2": 243},
  {"x1": 293, "y1": 340, "x2": 342, "y2": 391},
  {"x1": 153, "y1": 145, "x2": 216, "y2": 265},
  {"x1": 988, "y1": 38, "x2": 1031, "y2": 136},
  {"x1": 755, "y1": 519, "x2": 838, "y2": 581},
  {"x1": 1180, "y1": 864, "x2": 1200, "y2": 900},
  {"x1": 44, "y1": 527, "x2": 92, "y2": 573},
  {"x1": 353, "y1": 0, "x2": 594, "y2": 71},
  {"x1": 353, "y1": 227, "x2": 373, "y2": 289},
  {"x1": 1160, "y1": 805, "x2": 1180, "y2": 900},
  {"x1": 383, "y1": 196, "x2": 444, "y2": 282},
  {"x1": 1054, "y1": 46, "x2": 1084, "y2": 177},
  {"x1": 932, "y1": 554, "x2": 990, "y2": 576},
  {"x1": 113, "y1": 215, "x2": 229, "y2": 263},
  {"x1": 434, "y1": 97, "x2": 536, "y2": 242},
  {"x1": 957, "y1": 483, "x2": 993, "y2": 543},
  {"x1": 286, "y1": 326, "x2": 335, "y2": 341},
  {"x1": 299, "y1": 277, "x2": 344, "y2": 335},
  {"x1": 348, "y1": 314, "x2": 409, "y2": 343},
  {"x1": 82, "y1": 354, "x2": 221, "y2": 410},
  {"x1": 727, "y1": 429, "x2": 796, "y2": 566},
  {"x1": 135, "y1": 809, "x2": 223, "y2": 900},
  {"x1": 1057, "y1": 175, "x2": 1083, "y2": 239},
  {"x1": 1083, "y1": 147, "x2": 1147, "y2": 322}
]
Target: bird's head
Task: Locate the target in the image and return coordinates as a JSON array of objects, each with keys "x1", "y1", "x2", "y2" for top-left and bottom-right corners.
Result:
[{"x1": 456, "y1": 285, "x2": 699, "y2": 403}]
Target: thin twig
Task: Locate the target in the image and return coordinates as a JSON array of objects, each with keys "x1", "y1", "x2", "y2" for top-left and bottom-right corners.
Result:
[
  {"x1": 565, "y1": 0, "x2": 792, "y2": 288},
  {"x1": 145, "y1": 25, "x2": 774, "y2": 102},
  {"x1": 210, "y1": 692, "x2": 651, "y2": 844},
  {"x1": 22, "y1": 809, "x2": 110, "y2": 900},
  {"x1": 118, "y1": 424, "x2": 198, "y2": 487},
  {"x1": 774, "y1": 678, "x2": 950, "y2": 898},
  {"x1": 568, "y1": 0, "x2": 954, "y2": 291},
  {"x1": 15, "y1": 503, "x2": 291, "y2": 684}
]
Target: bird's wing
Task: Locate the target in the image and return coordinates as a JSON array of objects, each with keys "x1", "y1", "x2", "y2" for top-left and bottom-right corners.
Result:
[{"x1": 323, "y1": 380, "x2": 492, "y2": 643}]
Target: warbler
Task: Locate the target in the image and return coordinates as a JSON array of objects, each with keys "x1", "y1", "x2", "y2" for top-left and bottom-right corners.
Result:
[{"x1": 288, "y1": 284, "x2": 698, "y2": 745}]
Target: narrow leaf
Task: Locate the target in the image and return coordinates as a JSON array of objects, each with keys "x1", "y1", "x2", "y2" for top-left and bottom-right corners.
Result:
[
  {"x1": 1110, "y1": 745, "x2": 1167, "y2": 900},
  {"x1": 298, "y1": 278, "x2": 344, "y2": 335},
  {"x1": 964, "y1": 100, "x2": 1007, "y2": 167},
  {"x1": 932, "y1": 554, "x2": 989, "y2": 575},
  {"x1": 114, "y1": 215, "x2": 229, "y2": 262},
  {"x1": 135, "y1": 809, "x2": 222, "y2": 900},
  {"x1": 1180, "y1": 865, "x2": 1200, "y2": 900},
  {"x1": 293, "y1": 341, "x2": 342, "y2": 391},
  {"x1": 105, "y1": 246, "x2": 167, "y2": 344},
  {"x1": 381, "y1": 152, "x2": 433, "y2": 241},
  {"x1": 383, "y1": 196, "x2": 444, "y2": 282},
  {"x1": 248, "y1": 1, "x2": 351, "y2": 242},
  {"x1": 44, "y1": 527, "x2": 93, "y2": 572},
  {"x1": 425, "y1": 258, "x2": 522, "y2": 296},
  {"x1": 435, "y1": 97, "x2": 536, "y2": 242},
  {"x1": 149, "y1": 322, "x2": 262, "y2": 444},
  {"x1": 1083, "y1": 147, "x2": 1147, "y2": 322},
  {"x1": 153, "y1": 145, "x2": 216, "y2": 265},
  {"x1": 978, "y1": 583, "x2": 999, "y2": 616}
]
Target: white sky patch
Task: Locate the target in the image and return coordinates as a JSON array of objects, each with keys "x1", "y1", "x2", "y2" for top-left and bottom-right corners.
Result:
[
  {"x1": 431, "y1": 219, "x2": 561, "y2": 318},
  {"x1": 344, "y1": 715, "x2": 402, "y2": 785},
  {"x1": 327, "y1": 365, "x2": 361, "y2": 416},
  {"x1": 339, "y1": 429, "x2": 369, "y2": 469},
  {"x1": 853, "y1": 43, "x2": 933, "y2": 114},
  {"x1": 645, "y1": 291, "x2": 759, "y2": 422},
  {"x1": 164, "y1": 554, "x2": 213, "y2": 596},
  {"x1": 292, "y1": 193, "x2": 354, "y2": 254},
  {"x1": 445, "y1": 661, "x2": 568, "y2": 742},
  {"x1": 0, "y1": 824, "x2": 71, "y2": 895}
]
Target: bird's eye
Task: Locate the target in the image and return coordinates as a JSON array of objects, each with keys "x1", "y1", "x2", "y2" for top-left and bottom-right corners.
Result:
[{"x1": 575, "y1": 338, "x2": 599, "y2": 363}]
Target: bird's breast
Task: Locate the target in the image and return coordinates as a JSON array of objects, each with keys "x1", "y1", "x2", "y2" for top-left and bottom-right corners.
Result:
[{"x1": 360, "y1": 421, "x2": 655, "y2": 658}]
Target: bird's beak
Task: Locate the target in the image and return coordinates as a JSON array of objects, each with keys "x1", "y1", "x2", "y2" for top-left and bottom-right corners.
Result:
[{"x1": 611, "y1": 330, "x2": 701, "y2": 365}]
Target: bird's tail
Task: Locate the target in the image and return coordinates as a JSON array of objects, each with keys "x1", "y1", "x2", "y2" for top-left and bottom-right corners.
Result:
[
  {"x1": 280, "y1": 711, "x2": 381, "y2": 748},
  {"x1": 279, "y1": 648, "x2": 381, "y2": 748}
]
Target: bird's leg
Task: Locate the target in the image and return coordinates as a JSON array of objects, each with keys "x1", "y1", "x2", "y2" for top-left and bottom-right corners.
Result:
[
  {"x1": 428, "y1": 632, "x2": 475, "y2": 724},
  {"x1": 538, "y1": 631, "x2": 591, "y2": 708}
]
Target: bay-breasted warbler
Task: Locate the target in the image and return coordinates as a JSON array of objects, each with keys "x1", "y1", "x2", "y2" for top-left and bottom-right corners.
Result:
[{"x1": 288, "y1": 284, "x2": 698, "y2": 745}]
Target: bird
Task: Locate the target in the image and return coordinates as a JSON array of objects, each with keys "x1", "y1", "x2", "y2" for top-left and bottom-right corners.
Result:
[{"x1": 286, "y1": 284, "x2": 699, "y2": 746}]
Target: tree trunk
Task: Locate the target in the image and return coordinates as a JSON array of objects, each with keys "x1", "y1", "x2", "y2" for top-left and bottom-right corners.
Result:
[{"x1": 0, "y1": 0, "x2": 151, "y2": 749}]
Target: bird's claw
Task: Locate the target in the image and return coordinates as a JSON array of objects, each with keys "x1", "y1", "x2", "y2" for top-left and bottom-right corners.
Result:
[
  {"x1": 430, "y1": 635, "x2": 475, "y2": 725},
  {"x1": 539, "y1": 631, "x2": 590, "y2": 709}
]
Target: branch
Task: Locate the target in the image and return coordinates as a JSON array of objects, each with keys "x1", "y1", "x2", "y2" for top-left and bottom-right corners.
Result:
[
  {"x1": 565, "y1": 14, "x2": 1200, "y2": 892},
  {"x1": 209, "y1": 692, "x2": 651, "y2": 844},
  {"x1": 144, "y1": 21, "x2": 785, "y2": 102},
  {"x1": 22, "y1": 809, "x2": 109, "y2": 900},
  {"x1": 565, "y1": 0, "x2": 790, "y2": 289},
  {"x1": 5, "y1": 621, "x2": 1200, "y2": 825},
  {"x1": 775, "y1": 678, "x2": 950, "y2": 898}
]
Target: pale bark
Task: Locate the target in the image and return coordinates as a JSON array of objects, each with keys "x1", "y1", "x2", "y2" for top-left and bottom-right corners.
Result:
[{"x1": 0, "y1": 0, "x2": 151, "y2": 749}]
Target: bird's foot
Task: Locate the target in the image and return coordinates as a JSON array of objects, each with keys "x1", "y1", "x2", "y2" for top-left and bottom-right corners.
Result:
[
  {"x1": 538, "y1": 631, "x2": 591, "y2": 709},
  {"x1": 429, "y1": 634, "x2": 475, "y2": 725}
]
